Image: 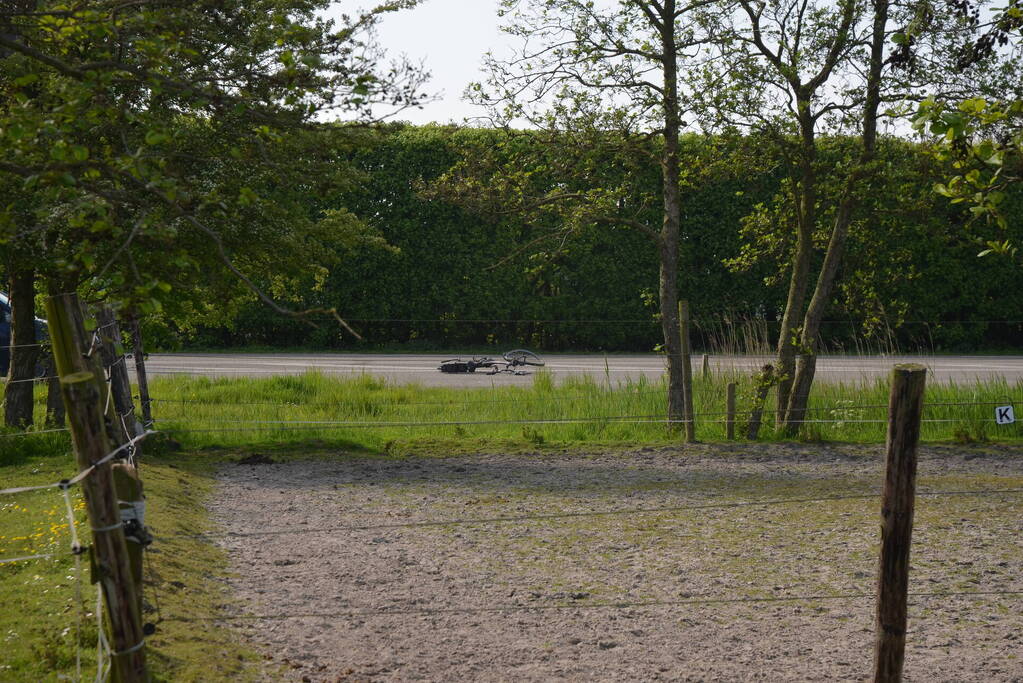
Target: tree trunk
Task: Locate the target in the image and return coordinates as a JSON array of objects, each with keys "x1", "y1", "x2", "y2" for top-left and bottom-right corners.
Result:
[
  {"x1": 657, "y1": 0, "x2": 693, "y2": 436},
  {"x1": 45, "y1": 357, "x2": 65, "y2": 427},
  {"x1": 775, "y1": 106, "x2": 817, "y2": 427},
  {"x1": 4, "y1": 265, "x2": 39, "y2": 428},
  {"x1": 660, "y1": 239, "x2": 686, "y2": 427},
  {"x1": 780, "y1": 0, "x2": 889, "y2": 435}
]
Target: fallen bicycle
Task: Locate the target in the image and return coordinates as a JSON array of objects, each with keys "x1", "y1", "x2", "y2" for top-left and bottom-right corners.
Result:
[{"x1": 438, "y1": 349, "x2": 545, "y2": 375}]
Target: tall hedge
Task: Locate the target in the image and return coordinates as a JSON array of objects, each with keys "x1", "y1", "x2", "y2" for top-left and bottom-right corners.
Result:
[{"x1": 180, "y1": 124, "x2": 1023, "y2": 353}]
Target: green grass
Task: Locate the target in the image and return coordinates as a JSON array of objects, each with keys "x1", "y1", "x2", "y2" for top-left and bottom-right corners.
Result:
[
  {"x1": 2, "y1": 367, "x2": 1021, "y2": 680},
  {"x1": 6, "y1": 366, "x2": 1022, "y2": 452},
  {"x1": 0, "y1": 447, "x2": 268, "y2": 682},
  {"x1": 112, "y1": 370, "x2": 1023, "y2": 450}
]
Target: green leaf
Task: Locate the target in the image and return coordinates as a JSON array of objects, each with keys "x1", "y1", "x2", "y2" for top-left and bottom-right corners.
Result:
[
  {"x1": 13, "y1": 73, "x2": 39, "y2": 87},
  {"x1": 145, "y1": 130, "x2": 169, "y2": 146}
]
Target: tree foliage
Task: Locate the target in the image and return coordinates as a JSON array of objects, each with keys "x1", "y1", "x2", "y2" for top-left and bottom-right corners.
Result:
[
  {"x1": 177, "y1": 126, "x2": 1023, "y2": 354},
  {"x1": 0, "y1": 0, "x2": 426, "y2": 320},
  {"x1": 692, "y1": 0, "x2": 1017, "y2": 432},
  {"x1": 912, "y1": 0, "x2": 1022, "y2": 253},
  {"x1": 437, "y1": 0, "x2": 735, "y2": 431}
]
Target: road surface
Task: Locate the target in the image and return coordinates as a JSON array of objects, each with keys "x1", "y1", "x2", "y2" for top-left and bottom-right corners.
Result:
[{"x1": 134, "y1": 353, "x2": 1023, "y2": 387}]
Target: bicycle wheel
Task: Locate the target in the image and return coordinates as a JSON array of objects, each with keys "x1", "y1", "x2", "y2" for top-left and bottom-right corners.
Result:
[{"x1": 503, "y1": 349, "x2": 544, "y2": 367}]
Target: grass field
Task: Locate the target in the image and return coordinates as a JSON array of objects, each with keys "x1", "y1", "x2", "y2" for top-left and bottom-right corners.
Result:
[
  {"x1": 6, "y1": 369, "x2": 1023, "y2": 453},
  {"x1": 2, "y1": 369, "x2": 1022, "y2": 680},
  {"x1": 0, "y1": 445, "x2": 269, "y2": 682},
  {"x1": 121, "y1": 370, "x2": 1023, "y2": 448}
]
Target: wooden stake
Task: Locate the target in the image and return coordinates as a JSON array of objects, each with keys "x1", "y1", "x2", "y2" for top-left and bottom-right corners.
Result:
[
  {"x1": 702, "y1": 353, "x2": 710, "y2": 379},
  {"x1": 678, "y1": 300, "x2": 695, "y2": 442},
  {"x1": 47, "y1": 294, "x2": 149, "y2": 683},
  {"x1": 127, "y1": 315, "x2": 153, "y2": 428},
  {"x1": 874, "y1": 364, "x2": 926, "y2": 683},
  {"x1": 45, "y1": 293, "x2": 108, "y2": 413},
  {"x1": 96, "y1": 307, "x2": 136, "y2": 448},
  {"x1": 726, "y1": 382, "x2": 736, "y2": 440}
]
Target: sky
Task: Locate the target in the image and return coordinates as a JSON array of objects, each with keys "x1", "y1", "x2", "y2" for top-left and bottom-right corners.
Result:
[{"x1": 345, "y1": 0, "x2": 510, "y2": 125}]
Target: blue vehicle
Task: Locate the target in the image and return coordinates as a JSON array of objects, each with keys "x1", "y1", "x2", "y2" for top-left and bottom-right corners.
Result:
[{"x1": 0, "y1": 292, "x2": 48, "y2": 377}]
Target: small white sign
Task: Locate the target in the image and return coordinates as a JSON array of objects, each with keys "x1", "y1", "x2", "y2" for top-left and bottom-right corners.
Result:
[{"x1": 995, "y1": 405, "x2": 1015, "y2": 425}]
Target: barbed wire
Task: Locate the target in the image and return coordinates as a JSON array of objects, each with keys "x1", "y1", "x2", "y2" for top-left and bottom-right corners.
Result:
[
  {"x1": 143, "y1": 389, "x2": 666, "y2": 409},
  {"x1": 3, "y1": 397, "x2": 1017, "y2": 441},
  {"x1": 143, "y1": 394, "x2": 1023, "y2": 417}
]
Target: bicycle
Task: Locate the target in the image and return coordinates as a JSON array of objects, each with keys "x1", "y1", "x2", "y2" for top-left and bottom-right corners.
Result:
[{"x1": 438, "y1": 349, "x2": 545, "y2": 375}]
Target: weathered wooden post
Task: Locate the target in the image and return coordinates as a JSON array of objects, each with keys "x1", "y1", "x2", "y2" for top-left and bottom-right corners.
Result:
[
  {"x1": 47, "y1": 294, "x2": 148, "y2": 682},
  {"x1": 46, "y1": 294, "x2": 107, "y2": 402},
  {"x1": 96, "y1": 307, "x2": 138, "y2": 449},
  {"x1": 112, "y1": 464, "x2": 148, "y2": 617},
  {"x1": 873, "y1": 364, "x2": 926, "y2": 683},
  {"x1": 725, "y1": 382, "x2": 736, "y2": 440},
  {"x1": 127, "y1": 315, "x2": 153, "y2": 428},
  {"x1": 746, "y1": 364, "x2": 774, "y2": 440},
  {"x1": 701, "y1": 353, "x2": 710, "y2": 380},
  {"x1": 678, "y1": 300, "x2": 695, "y2": 442}
]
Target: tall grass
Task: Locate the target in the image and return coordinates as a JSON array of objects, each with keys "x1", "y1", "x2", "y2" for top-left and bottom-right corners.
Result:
[
  {"x1": 4, "y1": 368, "x2": 1021, "y2": 456},
  {"x1": 137, "y1": 370, "x2": 1023, "y2": 450}
]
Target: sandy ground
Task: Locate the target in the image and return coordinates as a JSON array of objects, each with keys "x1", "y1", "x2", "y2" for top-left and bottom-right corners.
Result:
[{"x1": 207, "y1": 443, "x2": 1023, "y2": 682}]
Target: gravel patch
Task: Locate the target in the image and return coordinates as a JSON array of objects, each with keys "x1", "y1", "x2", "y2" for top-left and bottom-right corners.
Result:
[{"x1": 207, "y1": 443, "x2": 1023, "y2": 682}]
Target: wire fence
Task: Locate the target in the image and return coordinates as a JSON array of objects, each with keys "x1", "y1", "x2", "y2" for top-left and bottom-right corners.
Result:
[
  {"x1": 0, "y1": 429, "x2": 156, "y2": 683},
  {"x1": 3, "y1": 399, "x2": 1020, "y2": 438},
  {"x1": 4, "y1": 343, "x2": 1023, "y2": 678},
  {"x1": 4, "y1": 403, "x2": 1022, "y2": 677}
]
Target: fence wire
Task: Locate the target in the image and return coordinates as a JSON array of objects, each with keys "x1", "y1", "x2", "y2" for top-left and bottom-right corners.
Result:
[
  {"x1": 164, "y1": 588, "x2": 1023, "y2": 623},
  {"x1": 163, "y1": 487, "x2": 1023, "y2": 542}
]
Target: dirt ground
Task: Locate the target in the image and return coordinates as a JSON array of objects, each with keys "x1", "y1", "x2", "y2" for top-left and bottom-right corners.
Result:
[{"x1": 207, "y1": 443, "x2": 1023, "y2": 682}]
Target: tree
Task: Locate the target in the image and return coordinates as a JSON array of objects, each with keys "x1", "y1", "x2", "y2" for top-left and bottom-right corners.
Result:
[
  {"x1": 438, "y1": 0, "x2": 726, "y2": 437},
  {"x1": 913, "y1": 0, "x2": 1022, "y2": 251},
  {"x1": 0, "y1": 0, "x2": 427, "y2": 318},
  {"x1": 697, "y1": 0, "x2": 1006, "y2": 434}
]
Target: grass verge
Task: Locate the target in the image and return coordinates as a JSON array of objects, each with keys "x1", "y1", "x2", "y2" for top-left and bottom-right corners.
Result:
[
  {"x1": 136, "y1": 370, "x2": 1023, "y2": 449},
  {"x1": 2, "y1": 367, "x2": 1022, "y2": 679},
  {"x1": 0, "y1": 444, "x2": 267, "y2": 682}
]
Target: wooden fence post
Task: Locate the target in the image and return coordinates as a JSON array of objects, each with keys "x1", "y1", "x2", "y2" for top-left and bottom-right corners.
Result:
[
  {"x1": 873, "y1": 363, "x2": 927, "y2": 683},
  {"x1": 746, "y1": 364, "x2": 774, "y2": 440},
  {"x1": 127, "y1": 315, "x2": 153, "y2": 428},
  {"x1": 725, "y1": 382, "x2": 736, "y2": 440},
  {"x1": 46, "y1": 293, "x2": 109, "y2": 410},
  {"x1": 702, "y1": 353, "x2": 710, "y2": 380},
  {"x1": 47, "y1": 294, "x2": 149, "y2": 683},
  {"x1": 96, "y1": 307, "x2": 138, "y2": 449},
  {"x1": 678, "y1": 300, "x2": 695, "y2": 442}
]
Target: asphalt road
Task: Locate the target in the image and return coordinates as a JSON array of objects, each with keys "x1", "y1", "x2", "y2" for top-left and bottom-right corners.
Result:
[{"x1": 134, "y1": 353, "x2": 1023, "y2": 387}]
